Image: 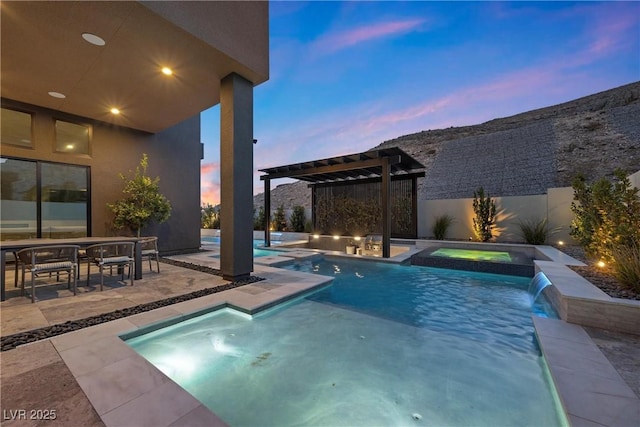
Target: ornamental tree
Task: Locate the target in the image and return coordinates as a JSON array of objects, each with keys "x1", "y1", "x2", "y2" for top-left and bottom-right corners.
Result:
[{"x1": 109, "y1": 153, "x2": 171, "y2": 237}]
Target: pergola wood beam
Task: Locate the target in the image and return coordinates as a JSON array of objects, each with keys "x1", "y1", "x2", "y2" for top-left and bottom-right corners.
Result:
[{"x1": 260, "y1": 155, "x2": 401, "y2": 181}]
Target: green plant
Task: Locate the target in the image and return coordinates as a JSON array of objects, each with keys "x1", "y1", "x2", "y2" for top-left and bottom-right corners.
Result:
[
  {"x1": 201, "y1": 203, "x2": 220, "y2": 229},
  {"x1": 304, "y1": 219, "x2": 313, "y2": 233},
  {"x1": 610, "y1": 240, "x2": 640, "y2": 291},
  {"x1": 254, "y1": 206, "x2": 266, "y2": 231},
  {"x1": 289, "y1": 205, "x2": 306, "y2": 232},
  {"x1": 432, "y1": 214, "x2": 454, "y2": 240},
  {"x1": 570, "y1": 169, "x2": 640, "y2": 262},
  {"x1": 271, "y1": 205, "x2": 287, "y2": 231},
  {"x1": 517, "y1": 217, "x2": 550, "y2": 245},
  {"x1": 472, "y1": 187, "x2": 497, "y2": 242},
  {"x1": 109, "y1": 153, "x2": 171, "y2": 237}
]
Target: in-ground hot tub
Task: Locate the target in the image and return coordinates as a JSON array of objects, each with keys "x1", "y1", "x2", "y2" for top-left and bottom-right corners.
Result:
[{"x1": 411, "y1": 246, "x2": 534, "y2": 277}]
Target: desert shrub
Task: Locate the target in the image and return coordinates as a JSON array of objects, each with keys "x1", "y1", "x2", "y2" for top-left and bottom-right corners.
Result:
[
  {"x1": 304, "y1": 219, "x2": 313, "y2": 233},
  {"x1": 472, "y1": 187, "x2": 497, "y2": 242},
  {"x1": 289, "y1": 205, "x2": 306, "y2": 232},
  {"x1": 517, "y1": 218, "x2": 549, "y2": 245},
  {"x1": 570, "y1": 169, "x2": 640, "y2": 263},
  {"x1": 254, "y1": 206, "x2": 265, "y2": 231},
  {"x1": 432, "y1": 214, "x2": 454, "y2": 240},
  {"x1": 610, "y1": 241, "x2": 640, "y2": 291},
  {"x1": 271, "y1": 205, "x2": 287, "y2": 231},
  {"x1": 201, "y1": 203, "x2": 220, "y2": 229}
]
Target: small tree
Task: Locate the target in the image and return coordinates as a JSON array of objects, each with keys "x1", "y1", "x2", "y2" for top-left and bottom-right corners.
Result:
[
  {"x1": 272, "y1": 205, "x2": 287, "y2": 231},
  {"x1": 109, "y1": 153, "x2": 171, "y2": 237},
  {"x1": 472, "y1": 187, "x2": 497, "y2": 242},
  {"x1": 289, "y1": 205, "x2": 306, "y2": 232}
]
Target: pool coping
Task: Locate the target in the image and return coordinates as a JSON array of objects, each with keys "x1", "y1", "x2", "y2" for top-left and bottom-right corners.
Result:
[{"x1": 29, "y1": 249, "x2": 639, "y2": 426}]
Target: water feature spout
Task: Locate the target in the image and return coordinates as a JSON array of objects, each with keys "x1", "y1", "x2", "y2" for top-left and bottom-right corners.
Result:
[{"x1": 528, "y1": 272, "x2": 552, "y2": 303}]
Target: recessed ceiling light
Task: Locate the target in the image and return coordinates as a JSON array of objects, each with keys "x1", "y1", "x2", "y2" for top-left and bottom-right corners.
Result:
[
  {"x1": 82, "y1": 32, "x2": 105, "y2": 46},
  {"x1": 48, "y1": 91, "x2": 66, "y2": 99},
  {"x1": 110, "y1": 108, "x2": 120, "y2": 115},
  {"x1": 161, "y1": 67, "x2": 173, "y2": 76}
]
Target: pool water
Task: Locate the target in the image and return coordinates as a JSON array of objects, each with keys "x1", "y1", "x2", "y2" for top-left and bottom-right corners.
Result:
[
  {"x1": 201, "y1": 237, "x2": 281, "y2": 247},
  {"x1": 430, "y1": 248, "x2": 513, "y2": 262},
  {"x1": 127, "y1": 259, "x2": 565, "y2": 427}
]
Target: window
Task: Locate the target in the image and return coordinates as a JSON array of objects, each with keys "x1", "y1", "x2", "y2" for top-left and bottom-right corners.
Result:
[
  {"x1": 55, "y1": 119, "x2": 90, "y2": 155},
  {"x1": 0, "y1": 158, "x2": 90, "y2": 240},
  {"x1": 1, "y1": 108, "x2": 33, "y2": 148}
]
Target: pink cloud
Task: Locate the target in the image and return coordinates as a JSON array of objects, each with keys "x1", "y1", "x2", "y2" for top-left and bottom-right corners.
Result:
[
  {"x1": 312, "y1": 18, "x2": 426, "y2": 55},
  {"x1": 201, "y1": 187, "x2": 219, "y2": 207},
  {"x1": 201, "y1": 162, "x2": 219, "y2": 175}
]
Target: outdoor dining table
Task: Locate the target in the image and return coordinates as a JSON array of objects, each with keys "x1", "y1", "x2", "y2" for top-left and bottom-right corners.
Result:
[{"x1": 0, "y1": 236, "x2": 144, "y2": 301}]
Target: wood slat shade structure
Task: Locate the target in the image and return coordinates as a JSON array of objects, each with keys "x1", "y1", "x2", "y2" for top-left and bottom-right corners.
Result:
[{"x1": 259, "y1": 147, "x2": 425, "y2": 257}]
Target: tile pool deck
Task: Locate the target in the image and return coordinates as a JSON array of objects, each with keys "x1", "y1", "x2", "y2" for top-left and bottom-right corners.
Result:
[{"x1": 1, "y1": 245, "x2": 639, "y2": 426}]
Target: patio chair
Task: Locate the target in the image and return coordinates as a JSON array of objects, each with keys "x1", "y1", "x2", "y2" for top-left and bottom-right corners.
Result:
[
  {"x1": 85, "y1": 242, "x2": 134, "y2": 290},
  {"x1": 16, "y1": 245, "x2": 80, "y2": 303},
  {"x1": 139, "y1": 236, "x2": 160, "y2": 273}
]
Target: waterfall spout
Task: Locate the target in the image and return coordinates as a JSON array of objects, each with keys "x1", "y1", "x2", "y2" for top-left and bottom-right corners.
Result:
[{"x1": 528, "y1": 272, "x2": 551, "y2": 303}]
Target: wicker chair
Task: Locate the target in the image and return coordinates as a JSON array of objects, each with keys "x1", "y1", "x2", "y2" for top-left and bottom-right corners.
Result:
[
  {"x1": 85, "y1": 242, "x2": 134, "y2": 290},
  {"x1": 16, "y1": 245, "x2": 80, "y2": 303},
  {"x1": 139, "y1": 237, "x2": 160, "y2": 273}
]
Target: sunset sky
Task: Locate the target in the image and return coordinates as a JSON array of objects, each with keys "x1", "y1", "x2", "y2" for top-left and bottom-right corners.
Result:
[{"x1": 200, "y1": 1, "x2": 640, "y2": 206}]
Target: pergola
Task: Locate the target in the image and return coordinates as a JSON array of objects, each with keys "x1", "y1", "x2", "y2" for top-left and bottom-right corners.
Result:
[{"x1": 259, "y1": 147, "x2": 425, "y2": 258}]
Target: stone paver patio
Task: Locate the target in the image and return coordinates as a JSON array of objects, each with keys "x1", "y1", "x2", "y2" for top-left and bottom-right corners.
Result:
[{"x1": 1, "y1": 248, "x2": 639, "y2": 426}]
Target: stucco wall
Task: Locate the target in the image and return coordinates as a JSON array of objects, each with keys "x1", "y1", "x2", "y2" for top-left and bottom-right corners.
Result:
[
  {"x1": 1, "y1": 99, "x2": 201, "y2": 254},
  {"x1": 417, "y1": 171, "x2": 638, "y2": 244}
]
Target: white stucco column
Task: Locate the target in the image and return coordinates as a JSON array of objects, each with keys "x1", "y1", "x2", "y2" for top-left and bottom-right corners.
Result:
[{"x1": 220, "y1": 72, "x2": 253, "y2": 280}]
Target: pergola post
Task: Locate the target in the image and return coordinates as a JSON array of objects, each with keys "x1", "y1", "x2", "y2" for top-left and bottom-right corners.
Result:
[
  {"x1": 220, "y1": 72, "x2": 253, "y2": 281},
  {"x1": 264, "y1": 177, "x2": 271, "y2": 247},
  {"x1": 382, "y1": 157, "x2": 391, "y2": 258}
]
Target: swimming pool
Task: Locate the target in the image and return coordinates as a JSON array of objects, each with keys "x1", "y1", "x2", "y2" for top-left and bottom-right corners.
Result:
[{"x1": 126, "y1": 258, "x2": 565, "y2": 426}]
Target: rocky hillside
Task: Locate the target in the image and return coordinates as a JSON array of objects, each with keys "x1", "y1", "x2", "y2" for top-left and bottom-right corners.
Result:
[{"x1": 255, "y1": 81, "x2": 640, "y2": 209}]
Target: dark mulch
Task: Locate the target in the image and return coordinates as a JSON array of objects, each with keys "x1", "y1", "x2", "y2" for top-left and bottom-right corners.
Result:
[
  {"x1": 1, "y1": 258, "x2": 264, "y2": 351},
  {"x1": 558, "y1": 245, "x2": 640, "y2": 301}
]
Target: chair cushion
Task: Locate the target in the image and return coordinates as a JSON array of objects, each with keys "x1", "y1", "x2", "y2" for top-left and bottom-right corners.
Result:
[
  {"x1": 99, "y1": 256, "x2": 132, "y2": 265},
  {"x1": 141, "y1": 249, "x2": 158, "y2": 255},
  {"x1": 32, "y1": 261, "x2": 74, "y2": 272}
]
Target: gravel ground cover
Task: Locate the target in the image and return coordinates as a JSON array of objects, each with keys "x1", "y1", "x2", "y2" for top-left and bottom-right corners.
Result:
[{"x1": 559, "y1": 245, "x2": 640, "y2": 300}]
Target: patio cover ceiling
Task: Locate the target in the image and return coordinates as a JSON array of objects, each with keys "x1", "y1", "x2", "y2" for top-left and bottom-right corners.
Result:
[
  {"x1": 259, "y1": 147, "x2": 425, "y2": 184},
  {"x1": 0, "y1": 1, "x2": 268, "y2": 133}
]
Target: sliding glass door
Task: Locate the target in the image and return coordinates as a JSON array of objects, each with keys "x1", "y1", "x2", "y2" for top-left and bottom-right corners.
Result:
[
  {"x1": 0, "y1": 158, "x2": 37, "y2": 239},
  {"x1": 0, "y1": 158, "x2": 90, "y2": 240}
]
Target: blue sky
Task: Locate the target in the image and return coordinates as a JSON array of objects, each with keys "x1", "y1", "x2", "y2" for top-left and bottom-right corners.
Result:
[{"x1": 200, "y1": 1, "x2": 640, "y2": 206}]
